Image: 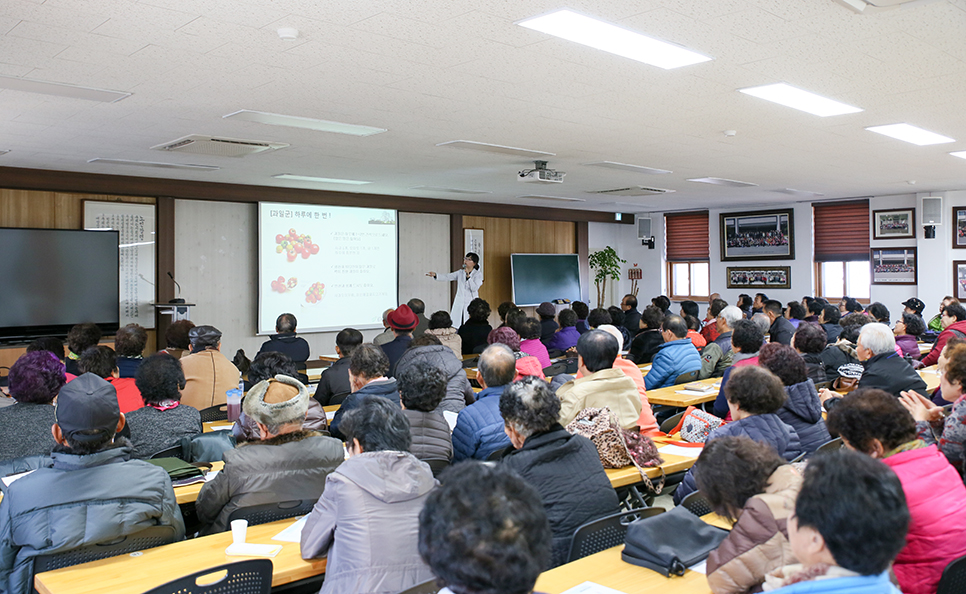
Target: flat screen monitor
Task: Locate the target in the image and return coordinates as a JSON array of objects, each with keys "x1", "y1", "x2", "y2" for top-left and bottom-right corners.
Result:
[{"x1": 510, "y1": 253, "x2": 581, "y2": 306}]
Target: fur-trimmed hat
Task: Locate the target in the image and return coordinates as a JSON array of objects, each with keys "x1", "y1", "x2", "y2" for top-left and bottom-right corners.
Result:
[{"x1": 243, "y1": 374, "x2": 309, "y2": 427}]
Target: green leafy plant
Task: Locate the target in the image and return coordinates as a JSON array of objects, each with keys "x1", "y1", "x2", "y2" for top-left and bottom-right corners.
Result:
[{"x1": 588, "y1": 246, "x2": 626, "y2": 309}]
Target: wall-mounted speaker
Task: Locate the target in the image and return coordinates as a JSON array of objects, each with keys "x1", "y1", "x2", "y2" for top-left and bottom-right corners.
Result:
[
  {"x1": 638, "y1": 216, "x2": 652, "y2": 240},
  {"x1": 923, "y1": 196, "x2": 943, "y2": 225}
]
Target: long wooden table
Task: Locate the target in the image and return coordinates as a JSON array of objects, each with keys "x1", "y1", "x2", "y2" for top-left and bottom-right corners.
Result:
[
  {"x1": 33, "y1": 518, "x2": 325, "y2": 594},
  {"x1": 173, "y1": 461, "x2": 223, "y2": 505},
  {"x1": 645, "y1": 378, "x2": 719, "y2": 408}
]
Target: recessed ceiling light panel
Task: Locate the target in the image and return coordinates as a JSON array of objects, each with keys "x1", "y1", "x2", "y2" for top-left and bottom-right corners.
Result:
[
  {"x1": 516, "y1": 194, "x2": 586, "y2": 202},
  {"x1": 436, "y1": 140, "x2": 555, "y2": 157},
  {"x1": 410, "y1": 186, "x2": 492, "y2": 195},
  {"x1": 0, "y1": 75, "x2": 130, "y2": 102},
  {"x1": 517, "y1": 9, "x2": 712, "y2": 70},
  {"x1": 273, "y1": 174, "x2": 370, "y2": 185},
  {"x1": 224, "y1": 110, "x2": 386, "y2": 136},
  {"x1": 87, "y1": 158, "x2": 220, "y2": 171},
  {"x1": 583, "y1": 161, "x2": 671, "y2": 174},
  {"x1": 774, "y1": 188, "x2": 824, "y2": 197},
  {"x1": 739, "y1": 83, "x2": 862, "y2": 117},
  {"x1": 951, "y1": 151, "x2": 966, "y2": 160},
  {"x1": 866, "y1": 124, "x2": 955, "y2": 146},
  {"x1": 687, "y1": 177, "x2": 758, "y2": 187}
]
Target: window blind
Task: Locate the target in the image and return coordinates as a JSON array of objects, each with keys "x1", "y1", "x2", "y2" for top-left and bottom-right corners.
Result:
[
  {"x1": 665, "y1": 211, "x2": 709, "y2": 262},
  {"x1": 813, "y1": 200, "x2": 870, "y2": 261}
]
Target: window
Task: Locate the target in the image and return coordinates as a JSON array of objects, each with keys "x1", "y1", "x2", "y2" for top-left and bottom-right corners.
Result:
[
  {"x1": 665, "y1": 211, "x2": 709, "y2": 300},
  {"x1": 813, "y1": 200, "x2": 870, "y2": 302},
  {"x1": 816, "y1": 261, "x2": 871, "y2": 302}
]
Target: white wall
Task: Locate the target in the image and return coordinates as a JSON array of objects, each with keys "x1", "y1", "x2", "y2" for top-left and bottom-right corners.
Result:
[
  {"x1": 588, "y1": 216, "x2": 665, "y2": 310},
  {"x1": 868, "y1": 193, "x2": 918, "y2": 316},
  {"x1": 913, "y1": 190, "x2": 966, "y2": 317}
]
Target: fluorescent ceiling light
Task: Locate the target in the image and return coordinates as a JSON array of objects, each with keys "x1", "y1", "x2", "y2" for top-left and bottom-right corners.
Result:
[
  {"x1": 224, "y1": 110, "x2": 386, "y2": 136},
  {"x1": 775, "y1": 188, "x2": 824, "y2": 197},
  {"x1": 687, "y1": 177, "x2": 758, "y2": 187},
  {"x1": 583, "y1": 161, "x2": 671, "y2": 174},
  {"x1": 866, "y1": 123, "x2": 954, "y2": 146},
  {"x1": 87, "y1": 158, "x2": 220, "y2": 171},
  {"x1": 517, "y1": 9, "x2": 711, "y2": 70},
  {"x1": 516, "y1": 194, "x2": 586, "y2": 202},
  {"x1": 119, "y1": 241, "x2": 156, "y2": 249},
  {"x1": 739, "y1": 83, "x2": 862, "y2": 117},
  {"x1": 410, "y1": 186, "x2": 492, "y2": 195},
  {"x1": 0, "y1": 75, "x2": 130, "y2": 102},
  {"x1": 436, "y1": 140, "x2": 555, "y2": 157},
  {"x1": 273, "y1": 174, "x2": 370, "y2": 185},
  {"x1": 949, "y1": 151, "x2": 966, "y2": 160}
]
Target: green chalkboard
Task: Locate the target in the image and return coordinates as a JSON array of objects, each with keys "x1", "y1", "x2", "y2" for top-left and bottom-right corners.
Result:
[{"x1": 510, "y1": 253, "x2": 581, "y2": 306}]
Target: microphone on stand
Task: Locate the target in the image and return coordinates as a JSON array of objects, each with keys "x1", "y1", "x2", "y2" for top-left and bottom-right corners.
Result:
[{"x1": 167, "y1": 272, "x2": 185, "y2": 305}]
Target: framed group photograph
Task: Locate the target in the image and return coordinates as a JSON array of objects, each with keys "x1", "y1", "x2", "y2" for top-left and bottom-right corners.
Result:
[
  {"x1": 871, "y1": 247, "x2": 917, "y2": 285},
  {"x1": 726, "y1": 266, "x2": 791, "y2": 290},
  {"x1": 953, "y1": 207, "x2": 966, "y2": 249},
  {"x1": 720, "y1": 209, "x2": 794, "y2": 261},
  {"x1": 955, "y1": 261, "x2": 966, "y2": 300},
  {"x1": 872, "y1": 208, "x2": 915, "y2": 240}
]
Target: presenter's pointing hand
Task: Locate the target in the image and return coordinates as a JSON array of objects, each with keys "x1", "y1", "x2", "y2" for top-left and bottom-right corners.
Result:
[{"x1": 426, "y1": 272, "x2": 437, "y2": 278}]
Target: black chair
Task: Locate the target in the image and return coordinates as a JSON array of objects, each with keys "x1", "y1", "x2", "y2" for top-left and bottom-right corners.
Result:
[
  {"x1": 938, "y1": 553, "x2": 966, "y2": 594},
  {"x1": 816, "y1": 437, "x2": 843, "y2": 453},
  {"x1": 227, "y1": 500, "x2": 316, "y2": 528},
  {"x1": 141, "y1": 559, "x2": 273, "y2": 594},
  {"x1": 149, "y1": 443, "x2": 186, "y2": 461},
  {"x1": 423, "y1": 459, "x2": 450, "y2": 478},
  {"x1": 660, "y1": 411, "x2": 686, "y2": 434},
  {"x1": 199, "y1": 404, "x2": 229, "y2": 423},
  {"x1": 789, "y1": 451, "x2": 807, "y2": 463},
  {"x1": 32, "y1": 525, "x2": 179, "y2": 577},
  {"x1": 567, "y1": 508, "x2": 664, "y2": 562},
  {"x1": 680, "y1": 490, "x2": 714, "y2": 517},
  {"x1": 673, "y1": 370, "x2": 699, "y2": 385}
]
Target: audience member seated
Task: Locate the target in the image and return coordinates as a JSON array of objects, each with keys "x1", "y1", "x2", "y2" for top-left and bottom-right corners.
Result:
[
  {"x1": 763, "y1": 300, "x2": 794, "y2": 346},
  {"x1": 425, "y1": 310, "x2": 462, "y2": 358},
  {"x1": 644, "y1": 315, "x2": 702, "y2": 390},
  {"x1": 652, "y1": 294, "x2": 671, "y2": 314},
  {"x1": 126, "y1": 353, "x2": 202, "y2": 459},
  {"x1": 24, "y1": 337, "x2": 72, "y2": 382},
  {"x1": 381, "y1": 304, "x2": 418, "y2": 377},
  {"x1": 535, "y1": 302, "x2": 559, "y2": 345},
  {"x1": 487, "y1": 327, "x2": 546, "y2": 381},
  {"x1": 921, "y1": 302, "x2": 966, "y2": 367},
  {"x1": 903, "y1": 297, "x2": 925, "y2": 318},
  {"x1": 301, "y1": 397, "x2": 436, "y2": 594},
  {"x1": 0, "y1": 374, "x2": 185, "y2": 594},
  {"x1": 621, "y1": 294, "x2": 642, "y2": 337},
  {"x1": 557, "y1": 330, "x2": 642, "y2": 429},
  {"x1": 459, "y1": 298, "x2": 493, "y2": 355},
  {"x1": 179, "y1": 325, "x2": 240, "y2": 410},
  {"x1": 64, "y1": 322, "x2": 102, "y2": 376},
  {"x1": 712, "y1": 319, "x2": 764, "y2": 418},
  {"x1": 160, "y1": 319, "x2": 195, "y2": 359},
  {"x1": 397, "y1": 361, "x2": 453, "y2": 462},
  {"x1": 314, "y1": 328, "x2": 363, "y2": 406},
  {"x1": 737, "y1": 293, "x2": 753, "y2": 319},
  {"x1": 586, "y1": 307, "x2": 611, "y2": 330},
  {"x1": 894, "y1": 312, "x2": 926, "y2": 360},
  {"x1": 762, "y1": 451, "x2": 908, "y2": 594},
  {"x1": 452, "y1": 345, "x2": 515, "y2": 461},
  {"x1": 627, "y1": 305, "x2": 665, "y2": 364},
  {"x1": 699, "y1": 436, "x2": 803, "y2": 594},
  {"x1": 114, "y1": 323, "x2": 147, "y2": 378},
  {"x1": 865, "y1": 301, "x2": 889, "y2": 325},
  {"x1": 683, "y1": 314, "x2": 707, "y2": 349},
  {"x1": 234, "y1": 352, "x2": 328, "y2": 441},
  {"x1": 498, "y1": 376, "x2": 619, "y2": 567},
  {"x1": 804, "y1": 297, "x2": 823, "y2": 324},
  {"x1": 900, "y1": 343, "x2": 966, "y2": 471},
  {"x1": 573, "y1": 301, "x2": 590, "y2": 334},
  {"x1": 700, "y1": 305, "x2": 742, "y2": 379},
  {"x1": 546, "y1": 308, "x2": 580, "y2": 352},
  {"x1": 408, "y1": 298, "x2": 429, "y2": 337},
  {"x1": 929, "y1": 336, "x2": 966, "y2": 405},
  {"x1": 819, "y1": 304, "x2": 843, "y2": 345},
  {"x1": 197, "y1": 375, "x2": 342, "y2": 535},
  {"x1": 792, "y1": 322, "x2": 828, "y2": 385},
  {"x1": 516, "y1": 317, "x2": 552, "y2": 370},
  {"x1": 606, "y1": 306, "x2": 633, "y2": 349},
  {"x1": 0, "y1": 352, "x2": 63, "y2": 461},
  {"x1": 819, "y1": 312, "x2": 867, "y2": 383},
  {"x1": 676, "y1": 366, "x2": 802, "y2": 504},
  {"x1": 78, "y1": 345, "x2": 142, "y2": 413},
  {"x1": 373, "y1": 308, "x2": 395, "y2": 346},
  {"x1": 927, "y1": 296, "x2": 957, "y2": 333},
  {"x1": 758, "y1": 344, "x2": 831, "y2": 455},
  {"x1": 329, "y1": 344, "x2": 400, "y2": 440},
  {"x1": 257, "y1": 313, "x2": 310, "y2": 367},
  {"x1": 751, "y1": 313, "x2": 771, "y2": 338},
  {"x1": 827, "y1": 389, "x2": 966, "y2": 594},
  {"x1": 784, "y1": 301, "x2": 806, "y2": 329},
  {"x1": 395, "y1": 335, "x2": 473, "y2": 414},
  {"x1": 701, "y1": 298, "x2": 728, "y2": 343}
]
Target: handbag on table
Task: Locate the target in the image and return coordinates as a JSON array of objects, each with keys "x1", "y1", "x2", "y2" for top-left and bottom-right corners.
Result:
[
  {"x1": 622, "y1": 505, "x2": 729, "y2": 576},
  {"x1": 566, "y1": 407, "x2": 665, "y2": 493}
]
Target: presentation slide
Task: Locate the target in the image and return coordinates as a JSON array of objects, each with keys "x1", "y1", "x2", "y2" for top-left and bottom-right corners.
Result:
[{"x1": 258, "y1": 202, "x2": 398, "y2": 334}]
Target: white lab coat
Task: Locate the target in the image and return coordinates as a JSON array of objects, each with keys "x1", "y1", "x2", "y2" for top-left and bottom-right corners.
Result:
[{"x1": 435, "y1": 268, "x2": 483, "y2": 326}]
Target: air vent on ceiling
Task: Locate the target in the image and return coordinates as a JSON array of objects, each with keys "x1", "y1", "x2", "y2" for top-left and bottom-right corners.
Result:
[
  {"x1": 151, "y1": 135, "x2": 289, "y2": 157},
  {"x1": 588, "y1": 186, "x2": 675, "y2": 196}
]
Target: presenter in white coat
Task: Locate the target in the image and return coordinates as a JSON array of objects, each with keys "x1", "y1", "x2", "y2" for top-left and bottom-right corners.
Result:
[{"x1": 426, "y1": 252, "x2": 483, "y2": 327}]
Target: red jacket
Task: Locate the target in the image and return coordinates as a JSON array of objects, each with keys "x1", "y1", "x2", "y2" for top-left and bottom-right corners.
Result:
[
  {"x1": 921, "y1": 319, "x2": 966, "y2": 366},
  {"x1": 882, "y1": 444, "x2": 966, "y2": 594},
  {"x1": 107, "y1": 377, "x2": 144, "y2": 414}
]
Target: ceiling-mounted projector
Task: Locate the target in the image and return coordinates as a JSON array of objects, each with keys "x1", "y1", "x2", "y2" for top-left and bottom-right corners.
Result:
[{"x1": 519, "y1": 160, "x2": 565, "y2": 184}]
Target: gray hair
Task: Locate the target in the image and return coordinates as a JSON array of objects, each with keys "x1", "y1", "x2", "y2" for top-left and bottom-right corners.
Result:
[
  {"x1": 859, "y1": 323, "x2": 896, "y2": 356},
  {"x1": 751, "y1": 313, "x2": 771, "y2": 336},
  {"x1": 498, "y1": 377, "x2": 560, "y2": 439},
  {"x1": 478, "y1": 343, "x2": 516, "y2": 388},
  {"x1": 718, "y1": 305, "x2": 743, "y2": 329}
]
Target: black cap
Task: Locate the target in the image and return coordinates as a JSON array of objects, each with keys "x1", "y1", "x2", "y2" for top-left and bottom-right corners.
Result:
[
  {"x1": 901, "y1": 298, "x2": 925, "y2": 315},
  {"x1": 188, "y1": 325, "x2": 222, "y2": 347},
  {"x1": 55, "y1": 373, "x2": 119, "y2": 443}
]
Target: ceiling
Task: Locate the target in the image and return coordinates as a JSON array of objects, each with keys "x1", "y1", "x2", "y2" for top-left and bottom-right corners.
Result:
[{"x1": 3, "y1": 0, "x2": 966, "y2": 213}]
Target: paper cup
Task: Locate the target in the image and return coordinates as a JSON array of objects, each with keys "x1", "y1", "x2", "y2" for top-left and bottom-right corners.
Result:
[{"x1": 231, "y1": 519, "x2": 248, "y2": 544}]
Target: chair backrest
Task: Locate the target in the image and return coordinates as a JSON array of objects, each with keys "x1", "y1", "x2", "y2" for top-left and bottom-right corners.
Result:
[
  {"x1": 32, "y1": 525, "x2": 179, "y2": 575},
  {"x1": 788, "y1": 451, "x2": 807, "y2": 463},
  {"x1": 674, "y1": 370, "x2": 699, "y2": 385},
  {"x1": 149, "y1": 443, "x2": 186, "y2": 461},
  {"x1": 938, "y1": 553, "x2": 966, "y2": 594},
  {"x1": 659, "y1": 411, "x2": 686, "y2": 434},
  {"x1": 395, "y1": 578, "x2": 441, "y2": 594},
  {"x1": 227, "y1": 500, "x2": 316, "y2": 527},
  {"x1": 141, "y1": 559, "x2": 273, "y2": 594},
  {"x1": 200, "y1": 404, "x2": 229, "y2": 423},
  {"x1": 680, "y1": 490, "x2": 714, "y2": 517},
  {"x1": 567, "y1": 508, "x2": 664, "y2": 563},
  {"x1": 423, "y1": 459, "x2": 450, "y2": 478},
  {"x1": 816, "y1": 437, "x2": 843, "y2": 453}
]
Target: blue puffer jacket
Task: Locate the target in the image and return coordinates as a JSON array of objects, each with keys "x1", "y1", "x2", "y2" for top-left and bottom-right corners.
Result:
[
  {"x1": 673, "y1": 413, "x2": 803, "y2": 504},
  {"x1": 777, "y1": 380, "x2": 831, "y2": 456},
  {"x1": 644, "y1": 338, "x2": 702, "y2": 390},
  {"x1": 765, "y1": 571, "x2": 900, "y2": 594},
  {"x1": 452, "y1": 386, "x2": 511, "y2": 461}
]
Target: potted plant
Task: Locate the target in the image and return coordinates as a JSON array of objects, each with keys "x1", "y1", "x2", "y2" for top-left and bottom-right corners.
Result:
[{"x1": 588, "y1": 246, "x2": 626, "y2": 309}]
